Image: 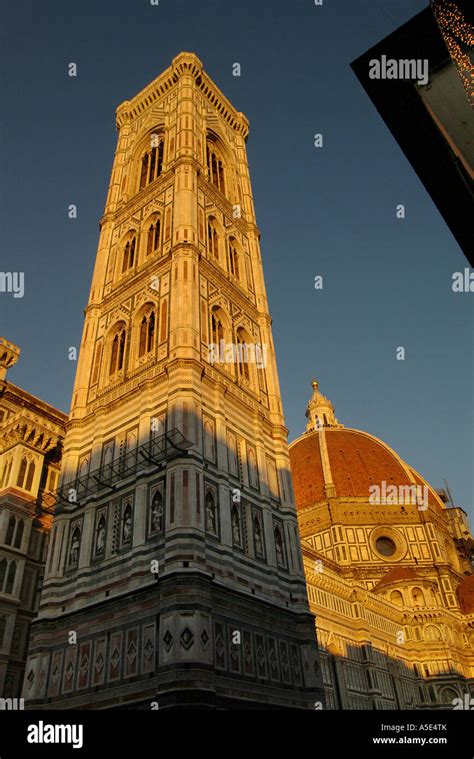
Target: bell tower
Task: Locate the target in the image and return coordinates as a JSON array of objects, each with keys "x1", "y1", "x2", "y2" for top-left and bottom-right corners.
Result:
[{"x1": 24, "y1": 53, "x2": 323, "y2": 709}]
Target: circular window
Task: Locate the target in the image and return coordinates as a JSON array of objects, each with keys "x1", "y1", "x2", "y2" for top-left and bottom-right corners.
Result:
[{"x1": 375, "y1": 536, "x2": 396, "y2": 557}]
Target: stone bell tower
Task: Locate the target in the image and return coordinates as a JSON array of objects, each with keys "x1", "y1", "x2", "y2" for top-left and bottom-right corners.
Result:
[{"x1": 24, "y1": 53, "x2": 323, "y2": 709}]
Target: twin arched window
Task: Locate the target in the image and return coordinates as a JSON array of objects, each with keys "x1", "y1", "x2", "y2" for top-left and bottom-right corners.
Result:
[
  {"x1": 228, "y1": 239, "x2": 240, "y2": 280},
  {"x1": 236, "y1": 328, "x2": 250, "y2": 382},
  {"x1": 139, "y1": 310, "x2": 155, "y2": 358},
  {"x1": 208, "y1": 220, "x2": 219, "y2": 260},
  {"x1": 1, "y1": 459, "x2": 13, "y2": 489},
  {"x1": 140, "y1": 140, "x2": 164, "y2": 190},
  {"x1": 16, "y1": 457, "x2": 35, "y2": 491},
  {"x1": 211, "y1": 309, "x2": 224, "y2": 346},
  {"x1": 0, "y1": 559, "x2": 17, "y2": 594},
  {"x1": 206, "y1": 143, "x2": 225, "y2": 195},
  {"x1": 147, "y1": 219, "x2": 161, "y2": 255},
  {"x1": 5, "y1": 516, "x2": 24, "y2": 549},
  {"x1": 122, "y1": 236, "x2": 136, "y2": 274},
  {"x1": 109, "y1": 328, "x2": 126, "y2": 376}
]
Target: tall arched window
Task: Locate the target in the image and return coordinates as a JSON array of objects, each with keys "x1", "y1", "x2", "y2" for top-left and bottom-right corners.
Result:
[
  {"x1": 16, "y1": 458, "x2": 27, "y2": 488},
  {"x1": 211, "y1": 308, "x2": 224, "y2": 347},
  {"x1": 5, "y1": 516, "x2": 15, "y2": 545},
  {"x1": 139, "y1": 139, "x2": 164, "y2": 190},
  {"x1": 147, "y1": 219, "x2": 161, "y2": 255},
  {"x1": 109, "y1": 327, "x2": 126, "y2": 377},
  {"x1": 138, "y1": 310, "x2": 155, "y2": 358},
  {"x1": 390, "y1": 590, "x2": 403, "y2": 606},
  {"x1": 13, "y1": 519, "x2": 24, "y2": 549},
  {"x1": 235, "y1": 328, "x2": 250, "y2": 382},
  {"x1": 0, "y1": 559, "x2": 6, "y2": 590},
  {"x1": 1, "y1": 459, "x2": 12, "y2": 488},
  {"x1": 0, "y1": 615, "x2": 6, "y2": 647},
  {"x1": 122, "y1": 236, "x2": 136, "y2": 273},
  {"x1": 207, "y1": 220, "x2": 219, "y2": 260},
  {"x1": 5, "y1": 561, "x2": 16, "y2": 594},
  {"x1": 412, "y1": 587, "x2": 424, "y2": 607},
  {"x1": 228, "y1": 239, "x2": 239, "y2": 280},
  {"x1": 206, "y1": 143, "x2": 225, "y2": 195},
  {"x1": 25, "y1": 461, "x2": 35, "y2": 491}
]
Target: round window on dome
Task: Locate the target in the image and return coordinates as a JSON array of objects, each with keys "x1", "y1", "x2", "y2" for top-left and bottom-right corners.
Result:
[{"x1": 375, "y1": 536, "x2": 396, "y2": 557}]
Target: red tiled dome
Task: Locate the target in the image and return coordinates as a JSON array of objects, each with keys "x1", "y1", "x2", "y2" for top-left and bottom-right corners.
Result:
[
  {"x1": 289, "y1": 428, "x2": 443, "y2": 510},
  {"x1": 456, "y1": 574, "x2": 474, "y2": 613},
  {"x1": 374, "y1": 566, "x2": 420, "y2": 589}
]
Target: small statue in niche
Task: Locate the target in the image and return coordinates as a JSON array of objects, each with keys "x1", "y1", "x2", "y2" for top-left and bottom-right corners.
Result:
[
  {"x1": 96, "y1": 518, "x2": 106, "y2": 555},
  {"x1": 254, "y1": 516, "x2": 263, "y2": 556},
  {"x1": 275, "y1": 528, "x2": 284, "y2": 565},
  {"x1": 151, "y1": 491, "x2": 163, "y2": 532},
  {"x1": 69, "y1": 528, "x2": 80, "y2": 568},
  {"x1": 122, "y1": 506, "x2": 132, "y2": 545},
  {"x1": 205, "y1": 491, "x2": 216, "y2": 534},
  {"x1": 231, "y1": 506, "x2": 241, "y2": 546}
]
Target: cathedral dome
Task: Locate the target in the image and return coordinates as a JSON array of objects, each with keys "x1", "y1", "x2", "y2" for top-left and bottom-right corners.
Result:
[
  {"x1": 289, "y1": 381, "x2": 445, "y2": 511},
  {"x1": 456, "y1": 574, "x2": 474, "y2": 613},
  {"x1": 373, "y1": 566, "x2": 420, "y2": 590}
]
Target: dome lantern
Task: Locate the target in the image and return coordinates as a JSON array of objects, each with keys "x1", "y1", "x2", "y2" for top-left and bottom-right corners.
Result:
[{"x1": 305, "y1": 379, "x2": 341, "y2": 432}]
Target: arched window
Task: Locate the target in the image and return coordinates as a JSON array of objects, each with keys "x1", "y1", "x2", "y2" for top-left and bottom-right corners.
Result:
[
  {"x1": 138, "y1": 310, "x2": 156, "y2": 358},
  {"x1": 147, "y1": 219, "x2": 161, "y2": 255},
  {"x1": 207, "y1": 220, "x2": 219, "y2": 260},
  {"x1": 1, "y1": 459, "x2": 11, "y2": 488},
  {"x1": 150, "y1": 489, "x2": 164, "y2": 534},
  {"x1": 109, "y1": 327, "x2": 126, "y2": 377},
  {"x1": 16, "y1": 458, "x2": 27, "y2": 488},
  {"x1": 121, "y1": 236, "x2": 136, "y2": 274},
  {"x1": 25, "y1": 461, "x2": 35, "y2": 491},
  {"x1": 91, "y1": 342, "x2": 102, "y2": 385},
  {"x1": 206, "y1": 143, "x2": 225, "y2": 195},
  {"x1": 139, "y1": 139, "x2": 164, "y2": 190},
  {"x1": 5, "y1": 516, "x2": 15, "y2": 545},
  {"x1": 390, "y1": 590, "x2": 403, "y2": 607},
  {"x1": 0, "y1": 615, "x2": 6, "y2": 647},
  {"x1": 0, "y1": 559, "x2": 6, "y2": 590},
  {"x1": 425, "y1": 625, "x2": 442, "y2": 642},
  {"x1": 412, "y1": 587, "x2": 424, "y2": 607},
  {"x1": 5, "y1": 561, "x2": 16, "y2": 594},
  {"x1": 211, "y1": 308, "x2": 224, "y2": 347},
  {"x1": 228, "y1": 239, "x2": 239, "y2": 280},
  {"x1": 235, "y1": 328, "x2": 250, "y2": 382},
  {"x1": 139, "y1": 152, "x2": 149, "y2": 190},
  {"x1": 14, "y1": 519, "x2": 24, "y2": 549}
]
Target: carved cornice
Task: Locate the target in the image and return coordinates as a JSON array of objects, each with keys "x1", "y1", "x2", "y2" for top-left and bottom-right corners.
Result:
[
  {"x1": 116, "y1": 53, "x2": 249, "y2": 139},
  {"x1": 1, "y1": 410, "x2": 64, "y2": 454}
]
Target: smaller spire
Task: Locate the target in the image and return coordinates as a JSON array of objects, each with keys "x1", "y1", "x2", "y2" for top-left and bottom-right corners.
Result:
[
  {"x1": 305, "y1": 378, "x2": 341, "y2": 433},
  {"x1": 0, "y1": 337, "x2": 20, "y2": 381}
]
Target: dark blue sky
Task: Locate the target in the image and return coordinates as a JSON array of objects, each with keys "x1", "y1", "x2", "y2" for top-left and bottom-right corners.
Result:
[{"x1": 1, "y1": 0, "x2": 472, "y2": 517}]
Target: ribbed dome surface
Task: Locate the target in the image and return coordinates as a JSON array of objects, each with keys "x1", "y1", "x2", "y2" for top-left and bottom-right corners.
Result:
[{"x1": 289, "y1": 428, "x2": 443, "y2": 510}]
